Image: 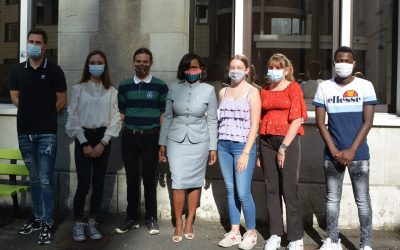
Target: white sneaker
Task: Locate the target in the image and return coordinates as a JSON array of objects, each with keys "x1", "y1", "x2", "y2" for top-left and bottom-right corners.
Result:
[
  {"x1": 287, "y1": 238, "x2": 304, "y2": 250},
  {"x1": 218, "y1": 231, "x2": 242, "y2": 247},
  {"x1": 238, "y1": 231, "x2": 257, "y2": 250},
  {"x1": 264, "y1": 235, "x2": 281, "y2": 250},
  {"x1": 360, "y1": 246, "x2": 373, "y2": 250},
  {"x1": 319, "y1": 238, "x2": 342, "y2": 250}
]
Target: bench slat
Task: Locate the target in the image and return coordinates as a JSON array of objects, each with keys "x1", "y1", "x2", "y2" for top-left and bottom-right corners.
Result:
[
  {"x1": 0, "y1": 149, "x2": 23, "y2": 160},
  {"x1": 0, "y1": 184, "x2": 30, "y2": 196},
  {"x1": 0, "y1": 163, "x2": 29, "y2": 176}
]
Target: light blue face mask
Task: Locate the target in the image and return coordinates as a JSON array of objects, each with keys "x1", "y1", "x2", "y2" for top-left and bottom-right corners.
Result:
[
  {"x1": 27, "y1": 43, "x2": 42, "y2": 58},
  {"x1": 266, "y1": 69, "x2": 285, "y2": 83},
  {"x1": 88, "y1": 64, "x2": 105, "y2": 77}
]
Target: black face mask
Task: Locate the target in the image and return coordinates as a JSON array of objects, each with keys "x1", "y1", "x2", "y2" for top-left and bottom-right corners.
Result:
[{"x1": 135, "y1": 65, "x2": 150, "y2": 77}]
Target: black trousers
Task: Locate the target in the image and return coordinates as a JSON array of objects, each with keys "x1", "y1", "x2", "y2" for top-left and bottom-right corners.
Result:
[
  {"x1": 259, "y1": 135, "x2": 303, "y2": 241},
  {"x1": 121, "y1": 128, "x2": 159, "y2": 220},
  {"x1": 73, "y1": 127, "x2": 111, "y2": 219}
]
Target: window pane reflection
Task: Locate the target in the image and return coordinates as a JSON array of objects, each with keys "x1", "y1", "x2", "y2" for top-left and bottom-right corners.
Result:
[
  {"x1": 352, "y1": 0, "x2": 393, "y2": 108},
  {"x1": 192, "y1": 0, "x2": 233, "y2": 94},
  {"x1": 0, "y1": 1, "x2": 19, "y2": 103},
  {"x1": 34, "y1": 0, "x2": 59, "y2": 63},
  {"x1": 251, "y1": 0, "x2": 333, "y2": 101}
]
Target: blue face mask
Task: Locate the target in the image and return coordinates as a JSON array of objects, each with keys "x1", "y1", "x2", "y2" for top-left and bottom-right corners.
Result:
[
  {"x1": 185, "y1": 73, "x2": 201, "y2": 83},
  {"x1": 27, "y1": 43, "x2": 42, "y2": 58},
  {"x1": 266, "y1": 69, "x2": 285, "y2": 83},
  {"x1": 88, "y1": 65, "x2": 105, "y2": 77}
]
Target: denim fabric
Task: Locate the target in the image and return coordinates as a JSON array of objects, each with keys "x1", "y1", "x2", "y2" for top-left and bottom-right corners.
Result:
[
  {"x1": 217, "y1": 140, "x2": 256, "y2": 229},
  {"x1": 324, "y1": 160, "x2": 372, "y2": 248},
  {"x1": 18, "y1": 133, "x2": 57, "y2": 224}
]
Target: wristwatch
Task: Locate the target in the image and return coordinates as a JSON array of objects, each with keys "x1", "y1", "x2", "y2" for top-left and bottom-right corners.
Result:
[{"x1": 279, "y1": 143, "x2": 288, "y2": 152}]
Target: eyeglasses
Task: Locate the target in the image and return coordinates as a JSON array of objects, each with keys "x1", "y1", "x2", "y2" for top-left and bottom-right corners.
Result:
[{"x1": 188, "y1": 66, "x2": 202, "y2": 70}]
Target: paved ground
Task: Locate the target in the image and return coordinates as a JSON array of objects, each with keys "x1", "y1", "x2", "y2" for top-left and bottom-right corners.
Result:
[{"x1": 0, "y1": 211, "x2": 399, "y2": 250}]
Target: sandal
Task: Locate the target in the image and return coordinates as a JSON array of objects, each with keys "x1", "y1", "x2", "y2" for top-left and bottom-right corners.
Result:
[
  {"x1": 184, "y1": 225, "x2": 195, "y2": 240},
  {"x1": 172, "y1": 227, "x2": 183, "y2": 243},
  {"x1": 184, "y1": 229, "x2": 195, "y2": 240},
  {"x1": 172, "y1": 234, "x2": 183, "y2": 243},
  {"x1": 184, "y1": 221, "x2": 195, "y2": 240}
]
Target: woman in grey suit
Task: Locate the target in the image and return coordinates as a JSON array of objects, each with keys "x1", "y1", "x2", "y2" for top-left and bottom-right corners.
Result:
[{"x1": 159, "y1": 53, "x2": 218, "y2": 243}]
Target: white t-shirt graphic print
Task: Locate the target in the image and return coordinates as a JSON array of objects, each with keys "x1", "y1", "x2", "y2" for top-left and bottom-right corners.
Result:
[{"x1": 312, "y1": 77, "x2": 378, "y2": 160}]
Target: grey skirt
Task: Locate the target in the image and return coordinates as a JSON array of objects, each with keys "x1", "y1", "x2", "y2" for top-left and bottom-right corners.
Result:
[{"x1": 167, "y1": 137, "x2": 209, "y2": 189}]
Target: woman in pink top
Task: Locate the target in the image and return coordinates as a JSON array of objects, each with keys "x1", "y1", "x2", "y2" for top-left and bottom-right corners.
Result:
[{"x1": 217, "y1": 55, "x2": 261, "y2": 250}]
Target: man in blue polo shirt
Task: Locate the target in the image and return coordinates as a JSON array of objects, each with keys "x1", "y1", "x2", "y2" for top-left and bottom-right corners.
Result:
[
  {"x1": 9, "y1": 28, "x2": 67, "y2": 245},
  {"x1": 313, "y1": 46, "x2": 377, "y2": 250}
]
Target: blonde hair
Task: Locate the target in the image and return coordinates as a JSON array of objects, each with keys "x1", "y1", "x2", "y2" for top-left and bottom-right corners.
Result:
[
  {"x1": 230, "y1": 54, "x2": 249, "y2": 69},
  {"x1": 267, "y1": 53, "x2": 295, "y2": 82}
]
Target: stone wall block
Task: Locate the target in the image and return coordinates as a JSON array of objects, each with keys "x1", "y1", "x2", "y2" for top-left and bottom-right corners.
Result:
[
  {"x1": 58, "y1": 33, "x2": 90, "y2": 71},
  {"x1": 150, "y1": 33, "x2": 188, "y2": 72},
  {"x1": 141, "y1": 0, "x2": 187, "y2": 33},
  {"x1": 59, "y1": 0, "x2": 99, "y2": 32},
  {"x1": 383, "y1": 128, "x2": 400, "y2": 185}
]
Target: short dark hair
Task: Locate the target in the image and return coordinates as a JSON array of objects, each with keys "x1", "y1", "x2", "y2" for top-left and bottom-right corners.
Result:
[
  {"x1": 28, "y1": 28, "x2": 48, "y2": 44},
  {"x1": 133, "y1": 47, "x2": 153, "y2": 63},
  {"x1": 334, "y1": 46, "x2": 355, "y2": 61},
  {"x1": 80, "y1": 50, "x2": 112, "y2": 89},
  {"x1": 177, "y1": 53, "x2": 207, "y2": 80}
]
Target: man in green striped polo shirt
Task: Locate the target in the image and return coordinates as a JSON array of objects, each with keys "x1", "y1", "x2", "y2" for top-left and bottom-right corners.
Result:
[{"x1": 115, "y1": 48, "x2": 168, "y2": 235}]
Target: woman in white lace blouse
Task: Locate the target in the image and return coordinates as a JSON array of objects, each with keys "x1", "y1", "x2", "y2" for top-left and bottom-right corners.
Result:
[{"x1": 65, "y1": 50, "x2": 121, "y2": 242}]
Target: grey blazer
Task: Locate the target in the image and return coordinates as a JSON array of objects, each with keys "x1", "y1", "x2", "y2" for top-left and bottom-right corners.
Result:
[{"x1": 159, "y1": 81, "x2": 218, "y2": 150}]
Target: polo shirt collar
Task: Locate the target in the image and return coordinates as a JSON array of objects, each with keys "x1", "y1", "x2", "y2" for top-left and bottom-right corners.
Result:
[
  {"x1": 25, "y1": 58, "x2": 48, "y2": 69},
  {"x1": 134, "y1": 74, "x2": 152, "y2": 84}
]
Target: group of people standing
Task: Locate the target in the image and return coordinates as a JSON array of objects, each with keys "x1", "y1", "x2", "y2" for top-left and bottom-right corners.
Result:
[{"x1": 9, "y1": 28, "x2": 376, "y2": 250}]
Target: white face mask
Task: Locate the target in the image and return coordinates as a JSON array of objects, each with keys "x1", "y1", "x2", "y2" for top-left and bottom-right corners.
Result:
[
  {"x1": 228, "y1": 70, "x2": 245, "y2": 83},
  {"x1": 334, "y1": 62, "x2": 354, "y2": 78}
]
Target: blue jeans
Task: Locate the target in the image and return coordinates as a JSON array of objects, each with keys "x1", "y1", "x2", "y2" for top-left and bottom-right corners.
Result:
[
  {"x1": 324, "y1": 160, "x2": 372, "y2": 248},
  {"x1": 18, "y1": 133, "x2": 57, "y2": 224},
  {"x1": 218, "y1": 140, "x2": 256, "y2": 230}
]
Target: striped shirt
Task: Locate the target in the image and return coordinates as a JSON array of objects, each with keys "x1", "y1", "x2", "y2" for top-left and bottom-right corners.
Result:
[
  {"x1": 118, "y1": 75, "x2": 168, "y2": 130},
  {"x1": 312, "y1": 77, "x2": 378, "y2": 160}
]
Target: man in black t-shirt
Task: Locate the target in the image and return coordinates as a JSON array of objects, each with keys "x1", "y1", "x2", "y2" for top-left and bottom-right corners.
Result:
[{"x1": 9, "y1": 28, "x2": 67, "y2": 245}]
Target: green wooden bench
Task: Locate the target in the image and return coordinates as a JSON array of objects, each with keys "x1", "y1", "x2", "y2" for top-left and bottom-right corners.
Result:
[{"x1": 0, "y1": 149, "x2": 30, "y2": 217}]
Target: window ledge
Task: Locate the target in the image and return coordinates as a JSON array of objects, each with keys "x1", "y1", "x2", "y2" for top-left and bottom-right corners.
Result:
[
  {"x1": 305, "y1": 111, "x2": 400, "y2": 127},
  {"x1": 0, "y1": 104, "x2": 17, "y2": 115}
]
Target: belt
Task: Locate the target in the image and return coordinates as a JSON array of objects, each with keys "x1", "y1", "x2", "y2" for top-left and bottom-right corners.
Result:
[
  {"x1": 124, "y1": 127, "x2": 160, "y2": 135},
  {"x1": 83, "y1": 127, "x2": 106, "y2": 133}
]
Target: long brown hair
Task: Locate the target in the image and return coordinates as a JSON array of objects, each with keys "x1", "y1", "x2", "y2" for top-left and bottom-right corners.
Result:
[
  {"x1": 267, "y1": 53, "x2": 295, "y2": 82},
  {"x1": 80, "y1": 50, "x2": 112, "y2": 89}
]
